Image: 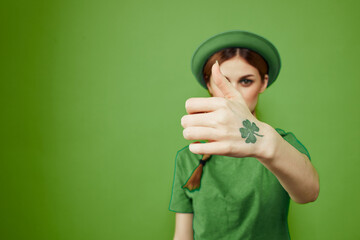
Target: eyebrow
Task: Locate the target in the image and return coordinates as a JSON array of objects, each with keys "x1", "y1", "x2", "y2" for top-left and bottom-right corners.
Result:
[{"x1": 224, "y1": 74, "x2": 255, "y2": 81}]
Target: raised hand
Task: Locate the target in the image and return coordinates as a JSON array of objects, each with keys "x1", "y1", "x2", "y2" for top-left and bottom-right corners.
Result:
[{"x1": 181, "y1": 60, "x2": 272, "y2": 159}]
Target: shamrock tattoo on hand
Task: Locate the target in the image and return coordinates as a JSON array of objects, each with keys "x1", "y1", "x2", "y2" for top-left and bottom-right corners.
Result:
[{"x1": 239, "y1": 119, "x2": 264, "y2": 143}]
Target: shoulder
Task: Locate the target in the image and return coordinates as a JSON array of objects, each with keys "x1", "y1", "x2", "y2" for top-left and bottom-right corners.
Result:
[
  {"x1": 175, "y1": 142, "x2": 204, "y2": 169},
  {"x1": 274, "y1": 127, "x2": 296, "y2": 137},
  {"x1": 274, "y1": 127, "x2": 305, "y2": 145}
]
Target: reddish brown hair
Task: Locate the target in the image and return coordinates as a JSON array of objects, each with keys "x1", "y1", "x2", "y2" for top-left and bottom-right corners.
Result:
[{"x1": 203, "y1": 48, "x2": 268, "y2": 87}]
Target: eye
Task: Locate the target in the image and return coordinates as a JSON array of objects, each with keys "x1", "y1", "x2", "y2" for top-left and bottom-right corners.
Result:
[{"x1": 239, "y1": 79, "x2": 253, "y2": 85}]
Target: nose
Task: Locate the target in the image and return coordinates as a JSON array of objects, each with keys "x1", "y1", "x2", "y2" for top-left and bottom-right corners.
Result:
[
  {"x1": 232, "y1": 83, "x2": 244, "y2": 96},
  {"x1": 231, "y1": 81, "x2": 242, "y2": 93},
  {"x1": 231, "y1": 82, "x2": 237, "y2": 89}
]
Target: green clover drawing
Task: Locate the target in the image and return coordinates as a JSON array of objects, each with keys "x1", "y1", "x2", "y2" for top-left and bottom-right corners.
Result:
[{"x1": 239, "y1": 119, "x2": 264, "y2": 143}]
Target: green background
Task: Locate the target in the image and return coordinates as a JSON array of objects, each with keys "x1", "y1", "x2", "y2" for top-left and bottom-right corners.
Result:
[{"x1": 1, "y1": 0, "x2": 359, "y2": 239}]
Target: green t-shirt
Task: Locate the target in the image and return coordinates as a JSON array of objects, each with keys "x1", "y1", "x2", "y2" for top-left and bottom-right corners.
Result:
[{"x1": 168, "y1": 128, "x2": 311, "y2": 240}]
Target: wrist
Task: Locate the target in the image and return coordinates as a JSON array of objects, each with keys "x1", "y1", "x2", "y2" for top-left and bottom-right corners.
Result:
[{"x1": 252, "y1": 122, "x2": 280, "y2": 162}]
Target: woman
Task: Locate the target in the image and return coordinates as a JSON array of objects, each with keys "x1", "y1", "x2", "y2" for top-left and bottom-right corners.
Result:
[{"x1": 168, "y1": 30, "x2": 320, "y2": 240}]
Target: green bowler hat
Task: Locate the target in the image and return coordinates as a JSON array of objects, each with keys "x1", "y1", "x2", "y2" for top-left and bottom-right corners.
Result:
[{"x1": 191, "y1": 30, "x2": 281, "y2": 89}]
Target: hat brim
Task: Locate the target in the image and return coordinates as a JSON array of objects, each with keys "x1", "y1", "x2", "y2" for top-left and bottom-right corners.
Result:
[{"x1": 191, "y1": 30, "x2": 281, "y2": 89}]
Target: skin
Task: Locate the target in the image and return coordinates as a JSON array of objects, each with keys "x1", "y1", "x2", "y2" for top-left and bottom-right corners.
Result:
[
  {"x1": 174, "y1": 57, "x2": 320, "y2": 240},
  {"x1": 206, "y1": 55, "x2": 268, "y2": 118},
  {"x1": 173, "y1": 213, "x2": 193, "y2": 240}
]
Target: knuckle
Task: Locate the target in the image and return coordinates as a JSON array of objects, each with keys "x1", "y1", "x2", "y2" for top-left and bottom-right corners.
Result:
[
  {"x1": 216, "y1": 109, "x2": 228, "y2": 124},
  {"x1": 224, "y1": 99, "x2": 232, "y2": 109},
  {"x1": 220, "y1": 97, "x2": 228, "y2": 107},
  {"x1": 222, "y1": 127, "x2": 231, "y2": 138},
  {"x1": 217, "y1": 114, "x2": 226, "y2": 124},
  {"x1": 216, "y1": 128, "x2": 226, "y2": 140},
  {"x1": 225, "y1": 142, "x2": 233, "y2": 155},
  {"x1": 209, "y1": 117, "x2": 217, "y2": 127},
  {"x1": 220, "y1": 142, "x2": 232, "y2": 155}
]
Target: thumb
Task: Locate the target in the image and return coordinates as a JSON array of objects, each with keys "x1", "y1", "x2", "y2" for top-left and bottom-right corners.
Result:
[{"x1": 212, "y1": 60, "x2": 246, "y2": 103}]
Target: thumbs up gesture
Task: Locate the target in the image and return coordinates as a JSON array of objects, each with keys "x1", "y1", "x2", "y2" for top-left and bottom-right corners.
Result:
[{"x1": 181, "y1": 60, "x2": 274, "y2": 159}]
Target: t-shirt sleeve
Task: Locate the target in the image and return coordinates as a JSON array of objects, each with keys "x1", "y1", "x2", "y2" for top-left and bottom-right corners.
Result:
[
  {"x1": 282, "y1": 131, "x2": 312, "y2": 161},
  {"x1": 168, "y1": 149, "x2": 194, "y2": 213}
]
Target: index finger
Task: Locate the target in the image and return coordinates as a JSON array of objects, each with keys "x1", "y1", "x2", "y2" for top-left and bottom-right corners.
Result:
[{"x1": 185, "y1": 97, "x2": 226, "y2": 114}]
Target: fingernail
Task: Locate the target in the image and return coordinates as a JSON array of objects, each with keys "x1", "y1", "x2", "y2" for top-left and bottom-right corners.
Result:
[{"x1": 216, "y1": 60, "x2": 219, "y2": 66}]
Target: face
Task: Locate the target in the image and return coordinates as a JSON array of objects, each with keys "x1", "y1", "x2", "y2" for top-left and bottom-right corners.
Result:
[{"x1": 206, "y1": 56, "x2": 268, "y2": 115}]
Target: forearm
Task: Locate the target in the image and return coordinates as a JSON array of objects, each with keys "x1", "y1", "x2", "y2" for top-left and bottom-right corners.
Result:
[
  {"x1": 254, "y1": 124, "x2": 320, "y2": 204},
  {"x1": 174, "y1": 213, "x2": 194, "y2": 240}
]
